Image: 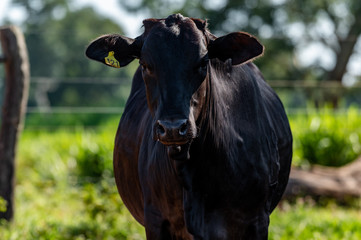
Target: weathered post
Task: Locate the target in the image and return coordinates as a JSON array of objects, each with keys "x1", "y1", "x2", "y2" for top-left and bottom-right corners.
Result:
[{"x1": 0, "y1": 26, "x2": 30, "y2": 221}]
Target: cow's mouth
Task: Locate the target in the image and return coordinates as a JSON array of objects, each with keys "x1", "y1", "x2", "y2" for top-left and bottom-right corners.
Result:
[
  {"x1": 167, "y1": 142, "x2": 191, "y2": 161},
  {"x1": 159, "y1": 139, "x2": 189, "y2": 146}
]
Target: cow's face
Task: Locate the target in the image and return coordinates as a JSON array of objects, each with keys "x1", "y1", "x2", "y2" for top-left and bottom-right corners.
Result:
[
  {"x1": 139, "y1": 16, "x2": 209, "y2": 156},
  {"x1": 86, "y1": 14, "x2": 263, "y2": 159}
]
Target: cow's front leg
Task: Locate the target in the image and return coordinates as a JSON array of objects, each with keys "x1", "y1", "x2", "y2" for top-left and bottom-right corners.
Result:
[
  {"x1": 242, "y1": 212, "x2": 270, "y2": 240},
  {"x1": 144, "y1": 205, "x2": 173, "y2": 240},
  {"x1": 145, "y1": 221, "x2": 173, "y2": 240}
]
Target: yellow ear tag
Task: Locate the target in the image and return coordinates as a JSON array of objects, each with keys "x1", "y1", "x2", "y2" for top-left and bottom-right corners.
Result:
[{"x1": 104, "y1": 51, "x2": 120, "y2": 68}]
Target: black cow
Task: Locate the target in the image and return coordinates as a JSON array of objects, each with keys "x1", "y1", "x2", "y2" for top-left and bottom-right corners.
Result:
[{"x1": 86, "y1": 14, "x2": 292, "y2": 240}]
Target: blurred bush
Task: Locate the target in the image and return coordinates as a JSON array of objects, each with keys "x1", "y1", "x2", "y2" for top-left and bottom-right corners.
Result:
[
  {"x1": 16, "y1": 124, "x2": 116, "y2": 187},
  {"x1": 25, "y1": 113, "x2": 121, "y2": 128},
  {"x1": 0, "y1": 197, "x2": 7, "y2": 213},
  {"x1": 290, "y1": 107, "x2": 361, "y2": 167},
  {"x1": 6, "y1": 124, "x2": 145, "y2": 239},
  {"x1": 299, "y1": 126, "x2": 358, "y2": 167},
  {"x1": 71, "y1": 134, "x2": 113, "y2": 183}
]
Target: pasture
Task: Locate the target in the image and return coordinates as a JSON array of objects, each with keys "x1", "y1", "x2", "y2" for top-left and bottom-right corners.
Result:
[
  {"x1": 1, "y1": 111, "x2": 361, "y2": 239},
  {"x1": 1, "y1": 1, "x2": 361, "y2": 238}
]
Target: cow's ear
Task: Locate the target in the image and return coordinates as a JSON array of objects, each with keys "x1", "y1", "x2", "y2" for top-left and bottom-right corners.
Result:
[
  {"x1": 86, "y1": 34, "x2": 141, "y2": 68},
  {"x1": 208, "y1": 32, "x2": 264, "y2": 65}
]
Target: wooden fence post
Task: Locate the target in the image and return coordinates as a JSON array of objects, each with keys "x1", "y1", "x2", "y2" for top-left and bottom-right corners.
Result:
[{"x1": 0, "y1": 26, "x2": 30, "y2": 221}]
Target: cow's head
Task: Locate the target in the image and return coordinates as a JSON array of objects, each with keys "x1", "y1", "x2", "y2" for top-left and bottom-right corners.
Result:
[{"x1": 86, "y1": 14, "x2": 263, "y2": 159}]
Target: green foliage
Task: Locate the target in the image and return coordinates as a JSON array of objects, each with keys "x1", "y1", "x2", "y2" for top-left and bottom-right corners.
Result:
[
  {"x1": 0, "y1": 126, "x2": 145, "y2": 239},
  {"x1": 299, "y1": 128, "x2": 357, "y2": 166},
  {"x1": 120, "y1": 0, "x2": 361, "y2": 88},
  {"x1": 73, "y1": 133, "x2": 113, "y2": 183},
  {"x1": 0, "y1": 179, "x2": 145, "y2": 239},
  {"x1": 290, "y1": 107, "x2": 361, "y2": 166},
  {"x1": 25, "y1": 113, "x2": 121, "y2": 128},
  {"x1": 16, "y1": 126, "x2": 116, "y2": 186},
  {"x1": 15, "y1": 0, "x2": 127, "y2": 78},
  {"x1": 0, "y1": 197, "x2": 7, "y2": 213},
  {"x1": 121, "y1": 0, "x2": 304, "y2": 81},
  {"x1": 269, "y1": 201, "x2": 361, "y2": 240},
  {"x1": 8, "y1": 0, "x2": 136, "y2": 111}
]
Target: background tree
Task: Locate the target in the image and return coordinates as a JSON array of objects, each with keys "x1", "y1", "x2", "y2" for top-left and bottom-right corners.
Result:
[
  {"x1": 121, "y1": 0, "x2": 304, "y2": 81},
  {"x1": 286, "y1": 0, "x2": 361, "y2": 106},
  {"x1": 8, "y1": 0, "x2": 134, "y2": 109},
  {"x1": 3, "y1": 0, "x2": 361, "y2": 110},
  {"x1": 120, "y1": 0, "x2": 361, "y2": 106}
]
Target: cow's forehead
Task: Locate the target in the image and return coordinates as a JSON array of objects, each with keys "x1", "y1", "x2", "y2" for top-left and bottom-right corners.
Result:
[{"x1": 141, "y1": 17, "x2": 207, "y2": 59}]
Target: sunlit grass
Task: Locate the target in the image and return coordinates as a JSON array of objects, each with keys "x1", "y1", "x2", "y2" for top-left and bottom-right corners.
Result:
[{"x1": 270, "y1": 201, "x2": 361, "y2": 240}]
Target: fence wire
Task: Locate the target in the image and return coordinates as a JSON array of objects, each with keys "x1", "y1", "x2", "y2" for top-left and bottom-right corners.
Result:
[
  {"x1": 1, "y1": 76, "x2": 360, "y2": 126},
  {"x1": 24, "y1": 77, "x2": 361, "y2": 113}
]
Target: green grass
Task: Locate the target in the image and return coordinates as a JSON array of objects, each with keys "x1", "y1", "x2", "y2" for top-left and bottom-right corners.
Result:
[
  {"x1": 1, "y1": 112, "x2": 361, "y2": 239},
  {"x1": 0, "y1": 180, "x2": 145, "y2": 240},
  {"x1": 1, "y1": 125, "x2": 145, "y2": 240},
  {"x1": 269, "y1": 201, "x2": 361, "y2": 240}
]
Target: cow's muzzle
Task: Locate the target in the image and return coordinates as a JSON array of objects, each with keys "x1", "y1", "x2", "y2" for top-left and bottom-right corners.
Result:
[
  {"x1": 155, "y1": 119, "x2": 191, "y2": 146},
  {"x1": 154, "y1": 118, "x2": 197, "y2": 160}
]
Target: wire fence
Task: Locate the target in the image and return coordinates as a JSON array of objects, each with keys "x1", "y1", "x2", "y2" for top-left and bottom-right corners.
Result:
[
  {"x1": 25, "y1": 76, "x2": 361, "y2": 111},
  {"x1": 2, "y1": 76, "x2": 361, "y2": 129}
]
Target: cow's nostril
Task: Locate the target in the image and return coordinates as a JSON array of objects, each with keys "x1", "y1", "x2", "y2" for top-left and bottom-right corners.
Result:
[
  {"x1": 179, "y1": 122, "x2": 188, "y2": 136},
  {"x1": 157, "y1": 121, "x2": 166, "y2": 136},
  {"x1": 156, "y1": 119, "x2": 190, "y2": 143}
]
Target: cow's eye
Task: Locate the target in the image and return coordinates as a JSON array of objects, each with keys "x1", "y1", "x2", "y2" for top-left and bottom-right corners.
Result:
[
  {"x1": 198, "y1": 58, "x2": 209, "y2": 73},
  {"x1": 140, "y1": 61, "x2": 146, "y2": 70},
  {"x1": 139, "y1": 60, "x2": 152, "y2": 74},
  {"x1": 191, "y1": 98, "x2": 199, "y2": 107}
]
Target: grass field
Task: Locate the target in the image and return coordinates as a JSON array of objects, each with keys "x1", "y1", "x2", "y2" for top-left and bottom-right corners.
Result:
[{"x1": 1, "y1": 111, "x2": 361, "y2": 239}]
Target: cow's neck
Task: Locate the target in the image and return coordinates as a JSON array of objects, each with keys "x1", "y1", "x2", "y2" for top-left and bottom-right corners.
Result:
[
  {"x1": 200, "y1": 60, "x2": 240, "y2": 153},
  {"x1": 193, "y1": 61, "x2": 263, "y2": 174},
  {"x1": 176, "y1": 61, "x2": 264, "y2": 191}
]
